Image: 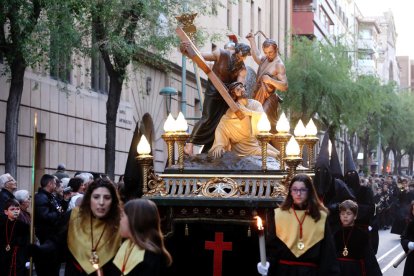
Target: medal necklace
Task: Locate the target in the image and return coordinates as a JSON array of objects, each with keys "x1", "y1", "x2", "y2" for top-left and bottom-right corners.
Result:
[
  {"x1": 121, "y1": 241, "x2": 135, "y2": 276},
  {"x1": 342, "y1": 227, "x2": 353, "y2": 257},
  {"x1": 90, "y1": 216, "x2": 107, "y2": 269},
  {"x1": 5, "y1": 219, "x2": 17, "y2": 252},
  {"x1": 292, "y1": 207, "x2": 307, "y2": 250}
]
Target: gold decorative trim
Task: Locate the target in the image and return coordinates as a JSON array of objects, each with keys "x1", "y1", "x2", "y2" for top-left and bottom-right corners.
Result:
[
  {"x1": 146, "y1": 167, "x2": 168, "y2": 196},
  {"x1": 193, "y1": 177, "x2": 247, "y2": 198}
]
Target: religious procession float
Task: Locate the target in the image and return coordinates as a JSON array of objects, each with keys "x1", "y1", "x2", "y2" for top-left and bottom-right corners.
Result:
[{"x1": 133, "y1": 17, "x2": 320, "y2": 276}]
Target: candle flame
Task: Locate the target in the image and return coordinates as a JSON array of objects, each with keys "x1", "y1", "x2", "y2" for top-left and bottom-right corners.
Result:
[
  {"x1": 34, "y1": 113, "x2": 38, "y2": 128},
  {"x1": 255, "y1": 216, "x2": 264, "y2": 230}
]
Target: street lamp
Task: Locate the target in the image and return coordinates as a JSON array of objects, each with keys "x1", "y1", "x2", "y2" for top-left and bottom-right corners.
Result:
[{"x1": 159, "y1": 87, "x2": 178, "y2": 114}]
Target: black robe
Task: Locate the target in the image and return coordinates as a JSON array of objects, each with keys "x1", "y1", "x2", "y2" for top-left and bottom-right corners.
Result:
[
  {"x1": 0, "y1": 216, "x2": 30, "y2": 276},
  {"x1": 114, "y1": 250, "x2": 168, "y2": 276},
  {"x1": 401, "y1": 219, "x2": 414, "y2": 276},
  {"x1": 391, "y1": 190, "x2": 414, "y2": 235},
  {"x1": 266, "y1": 212, "x2": 340, "y2": 276},
  {"x1": 34, "y1": 210, "x2": 121, "y2": 276},
  {"x1": 188, "y1": 49, "x2": 246, "y2": 152},
  {"x1": 333, "y1": 226, "x2": 381, "y2": 276}
]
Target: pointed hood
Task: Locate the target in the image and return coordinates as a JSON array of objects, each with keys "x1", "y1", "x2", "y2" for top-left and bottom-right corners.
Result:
[
  {"x1": 313, "y1": 131, "x2": 332, "y2": 199},
  {"x1": 344, "y1": 142, "x2": 357, "y2": 173},
  {"x1": 123, "y1": 122, "x2": 144, "y2": 199},
  {"x1": 343, "y1": 142, "x2": 360, "y2": 193},
  {"x1": 315, "y1": 131, "x2": 330, "y2": 171},
  {"x1": 330, "y1": 140, "x2": 343, "y2": 180}
]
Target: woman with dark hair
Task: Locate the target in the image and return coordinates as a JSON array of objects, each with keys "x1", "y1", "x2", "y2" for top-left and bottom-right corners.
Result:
[
  {"x1": 32, "y1": 178, "x2": 122, "y2": 276},
  {"x1": 67, "y1": 177, "x2": 85, "y2": 210},
  {"x1": 401, "y1": 201, "x2": 414, "y2": 276},
  {"x1": 257, "y1": 174, "x2": 340, "y2": 276},
  {"x1": 113, "y1": 198, "x2": 172, "y2": 275}
]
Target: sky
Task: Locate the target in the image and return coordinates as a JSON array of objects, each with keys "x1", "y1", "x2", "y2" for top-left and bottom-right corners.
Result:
[{"x1": 355, "y1": 0, "x2": 412, "y2": 58}]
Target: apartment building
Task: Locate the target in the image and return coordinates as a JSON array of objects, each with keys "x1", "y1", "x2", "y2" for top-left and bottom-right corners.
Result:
[
  {"x1": 397, "y1": 56, "x2": 412, "y2": 90},
  {"x1": 0, "y1": 1, "x2": 291, "y2": 190}
]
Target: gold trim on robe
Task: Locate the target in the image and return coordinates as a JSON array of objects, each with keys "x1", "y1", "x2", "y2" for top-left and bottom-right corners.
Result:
[
  {"x1": 67, "y1": 207, "x2": 122, "y2": 275},
  {"x1": 275, "y1": 208, "x2": 327, "y2": 257},
  {"x1": 113, "y1": 239, "x2": 145, "y2": 275}
]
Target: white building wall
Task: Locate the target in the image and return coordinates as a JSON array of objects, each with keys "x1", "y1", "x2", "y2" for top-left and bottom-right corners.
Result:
[{"x1": 0, "y1": 1, "x2": 292, "y2": 188}]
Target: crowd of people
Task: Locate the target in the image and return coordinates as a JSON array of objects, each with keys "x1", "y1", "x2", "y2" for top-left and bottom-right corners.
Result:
[
  {"x1": 358, "y1": 174, "x2": 414, "y2": 235},
  {"x1": 1, "y1": 161, "x2": 414, "y2": 276},
  {"x1": 0, "y1": 164, "x2": 169, "y2": 276}
]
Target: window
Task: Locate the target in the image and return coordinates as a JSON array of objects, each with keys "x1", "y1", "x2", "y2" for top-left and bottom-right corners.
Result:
[
  {"x1": 212, "y1": 0, "x2": 218, "y2": 15},
  {"x1": 238, "y1": 0, "x2": 243, "y2": 36},
  {"x1": 258, "y1": 7, "x2": 262, "y2": 47},
  {"x1": 194, "y1": 98, "x2": 201, "y2": 118},
  {"x1": 91, "y1": 50, "x2": 109, "y2": 94},
  {"x1": 50, "y1": 33, "x2": 71, "y2": 83},
  {"x1": 227, "y1": 0, "x2": 232, "y2": 29},
  {"x1": 250, "y1": 1, "x2": 254, "y2": 32},
  {"x1": 91, "y1": 30, "x2": 109, "y2": 94}
]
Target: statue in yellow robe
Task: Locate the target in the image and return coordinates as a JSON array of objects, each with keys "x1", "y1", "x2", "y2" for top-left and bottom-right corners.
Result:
[{"x1": 209, "y1": 82, "x2": 279, "y2": 159}]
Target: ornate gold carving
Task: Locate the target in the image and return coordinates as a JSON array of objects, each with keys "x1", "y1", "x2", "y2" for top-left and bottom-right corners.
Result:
[
  {"x1": 271, "y1": 183, "x2": 287, "y2": 197},
  {"x1": 175, "y1": 13, "x2": 197, "y2": 40},
  {"x1": 145, "y1": 168, "x2": 168, "y2": 196},
  {"x1": 145, "y1": 171, "x2": 288, "y2": 198},
  {"x1": 193, "y1": 177, "x2": 247, "y2": 198}
]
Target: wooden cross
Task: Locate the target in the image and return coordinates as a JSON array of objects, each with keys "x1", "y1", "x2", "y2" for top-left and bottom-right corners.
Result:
[{"x1": 176, "y1": 27, "x2": 245, "y2": 120}]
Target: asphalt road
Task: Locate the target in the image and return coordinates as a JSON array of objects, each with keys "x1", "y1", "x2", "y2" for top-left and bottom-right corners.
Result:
[{"x1": 377, "y1": 228, "x2": 406, "y2": 275}]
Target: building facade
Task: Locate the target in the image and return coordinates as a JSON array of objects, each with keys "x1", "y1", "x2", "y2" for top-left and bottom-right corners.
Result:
[
  {"x1": 0, "y1": 0, "x2": 291, "y2": 191},
  {"x1": 397, "y1": 56, "x2": 412, "y2": 90}
]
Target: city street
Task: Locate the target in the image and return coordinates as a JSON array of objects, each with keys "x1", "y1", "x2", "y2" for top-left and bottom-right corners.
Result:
[{"x1": 378, "y1": 229, "x2": 406, "y2": 275}]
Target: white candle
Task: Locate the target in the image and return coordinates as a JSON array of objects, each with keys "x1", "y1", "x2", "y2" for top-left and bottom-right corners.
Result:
[{"x1": 255, "y1": 216, "x2": 267, "y2": 270}]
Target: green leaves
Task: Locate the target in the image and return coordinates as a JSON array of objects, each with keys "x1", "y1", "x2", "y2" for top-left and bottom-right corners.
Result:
[{"x1": 283, "y1": 37, "x2": 414, "y2": 159}]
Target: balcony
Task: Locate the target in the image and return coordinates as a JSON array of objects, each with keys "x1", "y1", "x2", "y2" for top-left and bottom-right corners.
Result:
[
  {"x1": 358, "y1": 39, "x2": 377, "y2": 52},
  {"x1": 357, "y1": 59, "x2": 377, "y2": 76}
]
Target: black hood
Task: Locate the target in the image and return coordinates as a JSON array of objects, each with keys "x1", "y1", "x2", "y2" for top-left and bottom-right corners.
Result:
[
  {"x1": 314, "y1": 131, "x2": 332, "y2": 198},
  {"x1": 123, "y1": 122, "x2": 144, "y2": 199},
  {"x1": 330, "y1": 139, "x2": 343, "y2": 180},
  {"x1": 343, "y1": 142, "x2": 360, "y2": 193}
]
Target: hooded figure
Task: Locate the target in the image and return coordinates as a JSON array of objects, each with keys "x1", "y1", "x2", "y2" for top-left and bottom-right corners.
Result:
[
  {"x1": 343, "y1": 142, "x2": 377, "y2": 252},
  {"x1": 313, "y1": 132, "x2": 331, "y2": 200},
  {"x1": 314, "y1": 132, "x2": 354, "y2": 233},
  {"x1": 123, "y1": 123, "x2": 144, "y2": 200},
  {"x1": 330, "y1": 140, "x2": 343, "y2": 180},
  {"x1": 343, "y1": 142, "x2": 360, "y2": 194},
  {"x1": 329, "y1": 140, "x2": 354, "y2": 203}
]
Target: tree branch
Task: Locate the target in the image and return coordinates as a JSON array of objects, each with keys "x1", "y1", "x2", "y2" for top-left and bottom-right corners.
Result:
[
  {"x1": 21, "y1": 0, "x2": 42, "y2": 39},
  {"x1": 92, "y1": 3, "x2": 115, "y2": 77}
]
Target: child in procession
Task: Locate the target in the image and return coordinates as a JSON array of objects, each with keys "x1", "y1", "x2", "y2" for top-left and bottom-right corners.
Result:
[
  {"x1": 333, "y1": 199, "x2": 381, "y2": 276},
  {"x1": 0, "y1": 199, "x2": 30, "y2": 276}
]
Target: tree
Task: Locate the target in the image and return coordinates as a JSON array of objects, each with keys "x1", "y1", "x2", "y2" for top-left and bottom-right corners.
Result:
[
  {"x1": 0, "y1": 1, "x2": 45, "y2": 177},
  {"x1": 1, "y1": 0, "x2": 81, "y2": 177},
  {"x1": 78, "y1": 0, "x2": 215, "y2": 179},
  {"x1": 344, "y1": 76, "x2": 386, "y2": 174},
  {"x1": 283, "y1": 37, "x2": 354, "y2": 135}
]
